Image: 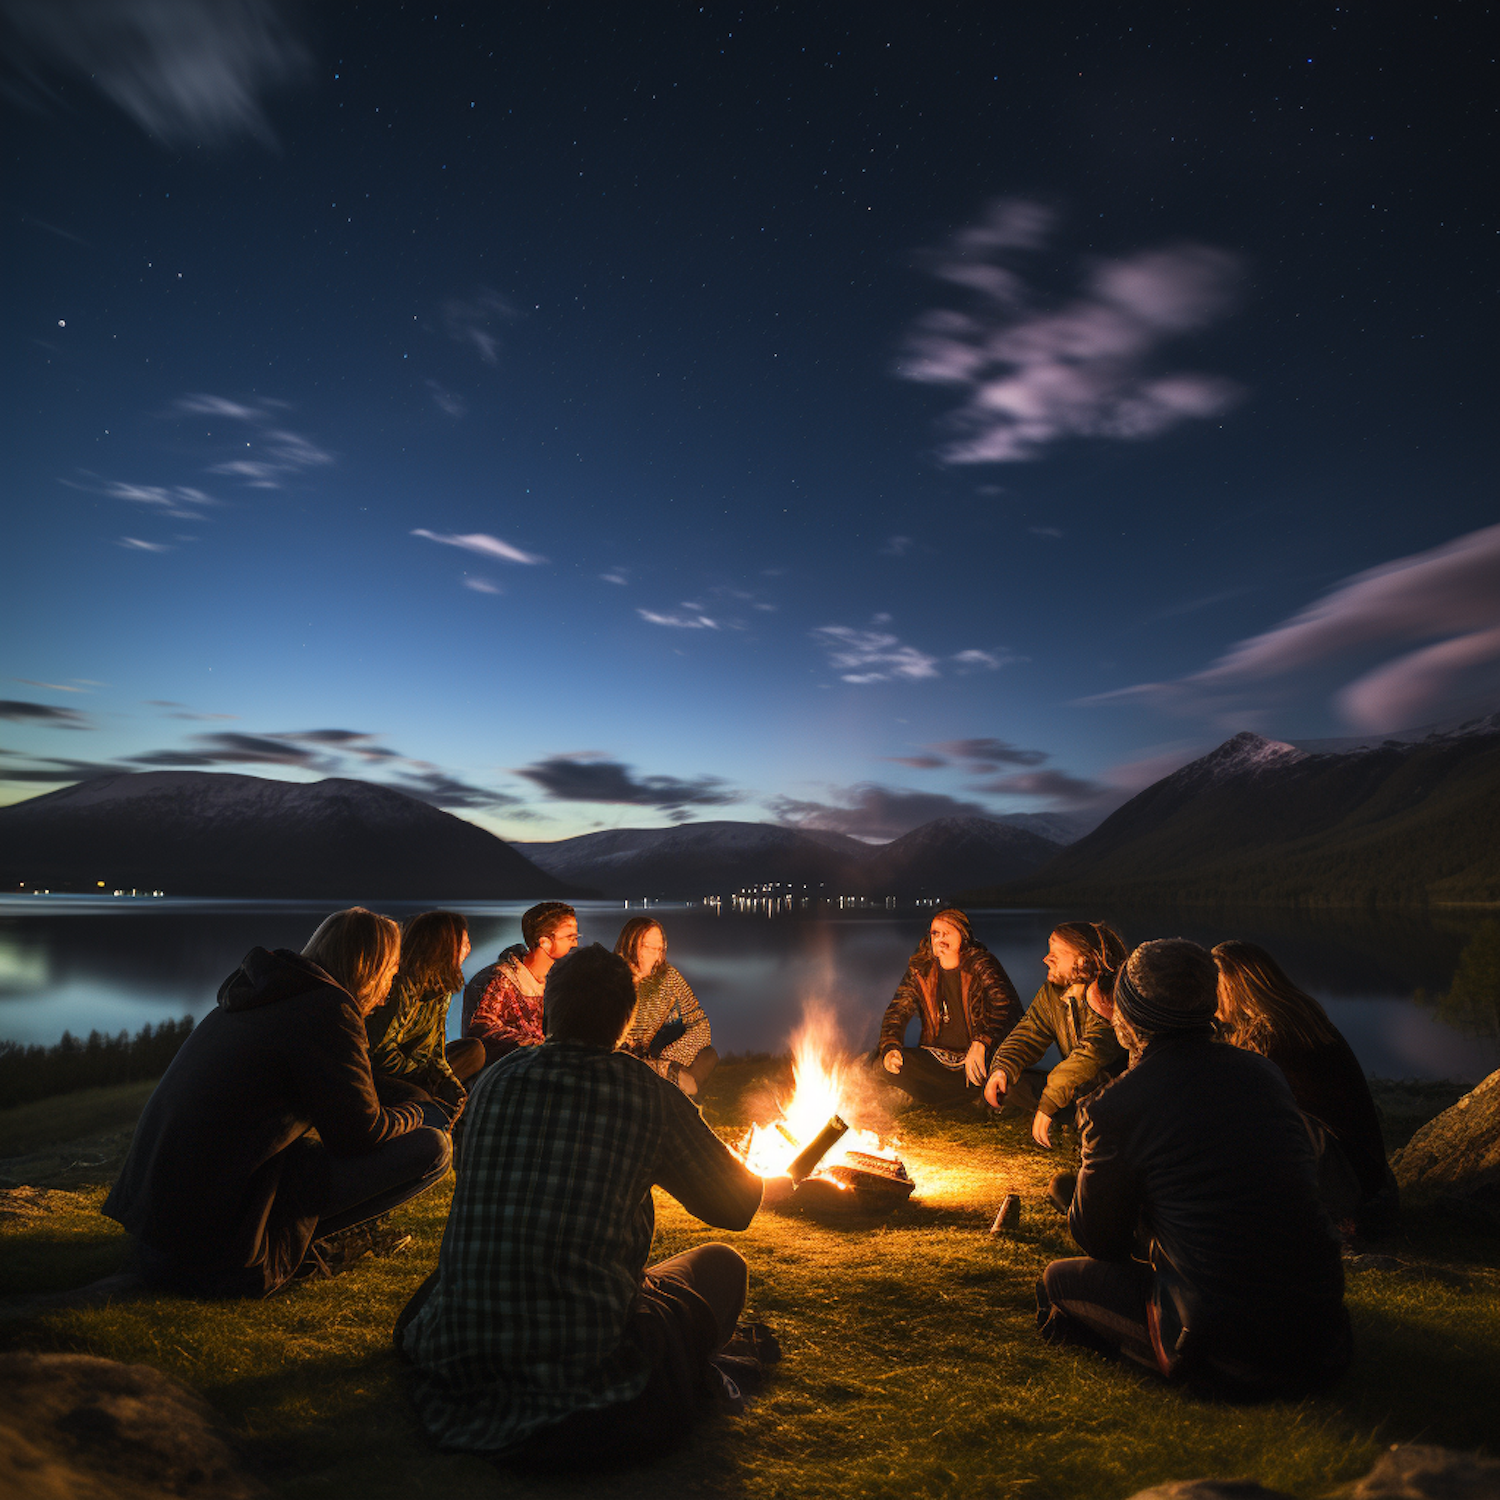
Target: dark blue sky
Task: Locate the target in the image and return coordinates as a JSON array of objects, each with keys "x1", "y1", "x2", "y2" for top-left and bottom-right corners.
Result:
[{"x1": 3, "y1": 1, "x2": 1496, "y2": 841}]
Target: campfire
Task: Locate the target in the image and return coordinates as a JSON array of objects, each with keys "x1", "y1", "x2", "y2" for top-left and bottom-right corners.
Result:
[{"x1": 736, "y1": 1008, "x2": 916, "y2": 1215}]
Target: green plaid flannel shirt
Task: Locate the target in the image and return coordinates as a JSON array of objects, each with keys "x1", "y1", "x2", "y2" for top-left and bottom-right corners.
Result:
[{"x1": 400, "y1": 1040, "x2": 762, "y2": 1453}]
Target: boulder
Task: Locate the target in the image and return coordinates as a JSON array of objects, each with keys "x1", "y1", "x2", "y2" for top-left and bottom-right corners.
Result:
[
  {"x1": 1390, "y1": 1068, "x2": 1500, "y2": 1227},
  {"x1": 1344, "y1": 1444, "x2": 1500, "y2": 1498},
  {"x1": 0, "y1": 1353, "x2": 265, "y2": 1500}
]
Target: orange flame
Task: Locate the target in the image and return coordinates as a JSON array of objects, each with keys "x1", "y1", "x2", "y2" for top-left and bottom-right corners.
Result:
[{"x1": 741, "y1": 1004, "x2": 900, "y2": 1180}]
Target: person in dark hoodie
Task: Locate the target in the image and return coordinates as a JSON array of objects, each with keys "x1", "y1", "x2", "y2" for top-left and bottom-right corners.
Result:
[{"x1": 103, "y1": 907, "x2": 452, "y2": 1297}]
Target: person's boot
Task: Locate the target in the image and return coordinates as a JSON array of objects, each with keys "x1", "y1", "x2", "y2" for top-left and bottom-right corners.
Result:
[{"x1": 1045, "y1": 1171, "x2": 1077, "y2": 1217}]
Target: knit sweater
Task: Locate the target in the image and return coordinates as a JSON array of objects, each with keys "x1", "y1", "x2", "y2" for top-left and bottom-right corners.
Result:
[{"x1": 621, "y1": 963, "x2": 711, "y2": 1076}]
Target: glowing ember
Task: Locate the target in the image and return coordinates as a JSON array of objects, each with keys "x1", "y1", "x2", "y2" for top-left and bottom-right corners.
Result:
[{"x1": 739, "y1": 1006, "x2": 906, "y2": 1189}]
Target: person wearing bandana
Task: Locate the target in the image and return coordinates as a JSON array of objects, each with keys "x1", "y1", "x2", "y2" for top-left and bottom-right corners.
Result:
[{"x1": 1035, "y1": 938, "x2": 1350, "y2": 1396}]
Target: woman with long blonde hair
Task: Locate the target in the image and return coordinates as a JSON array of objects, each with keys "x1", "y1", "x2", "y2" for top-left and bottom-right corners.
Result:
[{"x1": 1213, "y1": 940, "x2": 1397, "y2": 1237}]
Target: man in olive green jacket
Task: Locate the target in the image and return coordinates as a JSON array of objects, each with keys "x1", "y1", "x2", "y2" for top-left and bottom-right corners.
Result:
[{"x1": 984, "y1": 928, "x2": 1126, "y2": 1146}]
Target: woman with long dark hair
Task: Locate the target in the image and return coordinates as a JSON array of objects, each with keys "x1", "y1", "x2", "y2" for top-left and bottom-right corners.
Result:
[
  {"x1": 877, "y1": 907, "x2": 1022, "y2": 1108},
  {"x1": 613, "y1": 917, "x2": 717, "y2": 1095},
  {"x1": 366, "y1": 910, "x2": 485, "y2": 1117},
  {"x1": 1213, "y1": 939, "x2": 1397, "y2": 1237}
]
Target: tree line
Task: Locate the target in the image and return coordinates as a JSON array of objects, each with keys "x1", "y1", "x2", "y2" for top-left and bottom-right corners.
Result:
[{"x1": 0, "y1": 1016, "x2": 194, "y2": 1109}]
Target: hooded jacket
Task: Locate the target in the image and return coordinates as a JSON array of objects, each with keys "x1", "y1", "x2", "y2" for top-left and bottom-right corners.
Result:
[
  {"x1": 878, "y1": 941, "x2": 1022, "y2": 1058},
  {"x1": 103, "y1": 947, "x2": 423, "y2": 1295}
]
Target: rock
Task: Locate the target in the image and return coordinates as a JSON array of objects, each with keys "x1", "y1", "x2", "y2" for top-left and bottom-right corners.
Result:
[
  {"x1": 0, "y1": 1352, "x2": 265, "y2": 1500},
  {"x1": 1390, "y1": 1069, "x2": 1500, "y2": 1227},
  {"x1": 1343, "y1": 1443, "x2": 1500, "y2": 1498},
  {"x1": 1123, "y1": 1484, "x2": 1297, "y2": 1499}
]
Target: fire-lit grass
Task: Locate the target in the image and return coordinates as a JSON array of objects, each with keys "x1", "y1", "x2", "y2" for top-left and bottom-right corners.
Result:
[{"x1": 2, "y1": 1058, "x2": 1498, "y2": 1500}]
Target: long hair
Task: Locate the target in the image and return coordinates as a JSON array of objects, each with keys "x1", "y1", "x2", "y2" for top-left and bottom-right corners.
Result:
[
  {"x1": 302, "y1": 907, "x2": 401, "y2": 1008},
  {"x1": 1212, "y1": 940, "x2": 1340, "y2": 1054},
  {"x1": 392, "y1": 909, "x2": 468, "y2": 997},
  {"x1": 614, "y1": 916, "x2": 665, "y2": 981},
  {"x1": 1052, "y1": 921, "x2": 1128, "y2": 991},
  {"x1": 912, "y1": 907, "x2": 974, "y2": 962}
]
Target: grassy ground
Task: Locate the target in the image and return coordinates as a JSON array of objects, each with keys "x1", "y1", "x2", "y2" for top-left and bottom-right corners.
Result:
[{"x1": 2, "y1": 1059, "x2": 1497, "y2": 1500}]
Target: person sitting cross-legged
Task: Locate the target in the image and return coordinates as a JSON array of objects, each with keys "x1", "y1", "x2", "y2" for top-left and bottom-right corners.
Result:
[
  {"x1": 1036, "y1": 938, "x2": 1351, "y2": 1397},
  {"x1": 463, "y1": 901, "x2": 578, "y2": 1067},
  {"x1": 984, "y1": 921, "x2": 1127, "y2": 1147},
  {"x1": 615, "y1": 917, "x2": 718, "y2": 1096},
  {"x1": 398, "y1": 943, "x2": 767, "y2": 1468}
]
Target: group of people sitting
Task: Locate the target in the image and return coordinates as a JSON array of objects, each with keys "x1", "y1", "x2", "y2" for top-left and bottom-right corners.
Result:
[
  {"x1": 96, "y1": 899, "x2": 1392, "y2": 1465},
  {"x1": 876, "y1": 906, "x2": 1397, "y2": 1393}
]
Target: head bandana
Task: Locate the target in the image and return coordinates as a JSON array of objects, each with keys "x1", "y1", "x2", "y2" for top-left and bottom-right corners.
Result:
[{"x1": 1112, "y1": 960, "x2": 1217, "y2": 1041}]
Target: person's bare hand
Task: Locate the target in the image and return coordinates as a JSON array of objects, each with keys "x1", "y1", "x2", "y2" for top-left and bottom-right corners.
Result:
[
  {"x1": 1031, "y1": 1111, "x2": 1054, "y2": 1148},
  {"x1": 983, "y1": 1069, "x2": 1008, "y2": 1108},
  {"x1": 964, "y1": 1040, "x2": 988, "y2": 1086},
  {"x1": 883, "y1": 1049, "x2": 903, "y2": 1074}
]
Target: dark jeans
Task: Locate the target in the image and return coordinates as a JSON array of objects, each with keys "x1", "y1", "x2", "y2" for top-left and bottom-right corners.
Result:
[
  {"x1": 880, "y1": 1047, "x2": 981, "y2": 1108},
  {"x1": 137, "y1": 1117, "x2": 450, "y2": 1297},
  {"x1": 1037, "y1": 1255, "x2": 1353, "y2": 1396},
  {"x1": 395, "y1": 1242, "x2": 748, "y2": 1471}
]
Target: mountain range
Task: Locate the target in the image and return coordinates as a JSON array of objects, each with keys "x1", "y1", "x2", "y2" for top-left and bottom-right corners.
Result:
[
  {"x1": 512, "y1": 815, "x2": 1064, "y2": 899},
  {"x1": 0, "y1": 772, "x2": 577, "y2": 900},
  {"x1": 966, "y1": 713, "x2": 1500, "y2": 908}
]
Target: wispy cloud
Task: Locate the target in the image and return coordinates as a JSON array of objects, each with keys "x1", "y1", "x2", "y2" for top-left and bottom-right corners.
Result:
[
  {"x1": 881, "y1": 535, "x2": 914, "y2": 557},
  {"x1": 1088, "y1": 522, "x2": 1500, "y2": 732},
  {"x1": 463, "y1": 577, "x2": 501, "y2": 594},
  {"x1": 930, "y1": 738, "x2": 1049, "y2": 769},
  {"x1": 425, "y1": 379, "x2": 468, "y2": 418},
  {"x1": 94, "y1": 481, "x2": 219, "y2": 520},
  {"x1": 118, "y1": 535, "x2": 173, "y2": 551},
  {"x1": 514, "y1": 753, "x2": 739, "y2": 815},
  {"x1": 0, "y1": 0, "x2": 312, "y2": 149},
  {"x1": 147, "y1": 700, "x2": 238, "y2": 721},
  {"x1": 0, "y1": 699, "x2": 91, "y2": 728},
  {"x1": 896, "y1": 198, "x2": 1243, "y2": 464},
  {"x1": 441, "y1": 288, "x2": 517, "y2": 365},
  {"x1": 601, "y1": 570, "x2": 629, "y2": 586},
  {"x1": 412, "y1": 529, "x2": 546, "y2": 566},
  {"x1": 812, "y1": 623, "x2": 1014, "y2": 684},
  {"x1": 771, "y1": 784, "x2": 1000, "y2": 841},
  {"x1": 972, "y1": 768, "x2": 1108, "y2": 806},
  {"x1": 15, "y1": 679, "x2": 95, "y2": 694},
  {"x1": 1030, "y1": 526, "x2": 1063, "y2": 539},
  {"x1": 638, "y1": 608, "x2": 719, "y2": 630}
]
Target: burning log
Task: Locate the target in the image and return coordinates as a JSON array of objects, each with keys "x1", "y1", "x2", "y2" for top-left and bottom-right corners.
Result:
[{"x1": 786, "y1": 1115, "x2": 848, "y2": 1184}]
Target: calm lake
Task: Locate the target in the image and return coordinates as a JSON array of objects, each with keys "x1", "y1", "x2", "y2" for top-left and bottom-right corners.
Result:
[{"x1": 1, "y1": 896, "x2": 1497, "y2": 1084}]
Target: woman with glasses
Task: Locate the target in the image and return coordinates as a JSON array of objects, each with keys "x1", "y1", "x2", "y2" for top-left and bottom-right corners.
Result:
[{"x1": 613, "y1": 917, "x2": 717, "y2": 1096}]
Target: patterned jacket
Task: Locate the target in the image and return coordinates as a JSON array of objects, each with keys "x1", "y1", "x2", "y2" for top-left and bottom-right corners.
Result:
[
  {"x1": 878, "y1": 941, "x2": 1021, "y2": 1058},
  {"x1": 366, "y1": 978, "x2": 466, "y2": 1109},
  {"x1": 465, "y1": 952, "x2": 545, "y2": 1066},
  {"x1": 621, "y1": 963, "x2": 711, "y2": 1076}
]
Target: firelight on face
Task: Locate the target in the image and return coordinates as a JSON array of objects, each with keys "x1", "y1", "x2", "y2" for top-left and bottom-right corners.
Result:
[{"x1": 929, "y1": 919, "x2": 962, "y2": 968}]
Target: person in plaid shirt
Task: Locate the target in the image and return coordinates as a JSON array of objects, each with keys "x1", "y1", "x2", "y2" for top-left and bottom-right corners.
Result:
[{"x1": 399, "y1": 943, "x2": 764, "y2": 1465}]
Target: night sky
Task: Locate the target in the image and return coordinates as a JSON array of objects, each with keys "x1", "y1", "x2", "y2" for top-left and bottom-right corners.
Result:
[{"x1": 3, "y1": 1, "x2": 1496, "y2": 843}]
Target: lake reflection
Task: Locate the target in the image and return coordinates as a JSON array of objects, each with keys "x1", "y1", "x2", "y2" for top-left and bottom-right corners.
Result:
[{"x1": 1, "y1": 896, "x2": 1497, "y2": 1084}]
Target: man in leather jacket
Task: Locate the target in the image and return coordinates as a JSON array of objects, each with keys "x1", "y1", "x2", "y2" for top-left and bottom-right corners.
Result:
[{"x1": 876, "y1": 908, "x2": 1021, "y2": 1108}]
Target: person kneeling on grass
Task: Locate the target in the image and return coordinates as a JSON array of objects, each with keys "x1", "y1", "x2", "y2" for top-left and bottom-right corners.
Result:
[
  {"x1": 1036, "y1": 938, "x2": 1350, "y2": 1397},
  {"x1": 398, "y1": 943, "x2": 768, "y2": 1468},
  {"x1": 103, "y1": 908, "x2": 452, "y2": 1298}
]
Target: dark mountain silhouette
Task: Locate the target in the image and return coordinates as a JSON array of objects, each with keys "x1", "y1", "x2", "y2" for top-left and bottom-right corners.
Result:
[
  {"x1": 0, "y1": 772, "x2": 580, "y2": 899},
  {"x1": 511, "y1": 822, "x2": 871, "y2": 900},
  {"x1": 861, "y1": 817, "x2": 1064, "y2": 898},
  {"x1": 964, "y1": 719, "x2": 1500, "y2": 908},
  {"x1": 514, "y1": 816, "x2": 1062, "y2": 900}
]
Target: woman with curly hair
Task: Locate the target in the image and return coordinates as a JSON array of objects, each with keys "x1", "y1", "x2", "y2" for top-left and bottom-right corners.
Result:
[
  {"x1": 1213, "y1": 939, "x2": 1397, "y2": 1238},
  {"x1": 614, "y1": 917, "x2": 718, "y2": 1096},
  {"x1": 877, "y1": 907, "x2": 1022, "y2": 1108},
  {"x1": 366, "y1": 910, "x2": 486, "y2": 1121}
]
